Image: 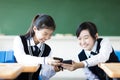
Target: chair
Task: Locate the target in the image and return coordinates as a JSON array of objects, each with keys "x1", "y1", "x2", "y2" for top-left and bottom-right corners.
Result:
[
  {"x1": 115, "y1": 50, "x2": 120, "y2": 61},
  {"x1": 0, "y1": 50, "x2": 16, "y2": 63}
]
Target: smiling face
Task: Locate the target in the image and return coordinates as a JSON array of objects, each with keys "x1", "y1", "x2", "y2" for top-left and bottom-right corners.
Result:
[
  {"x1": 77, "y1": 29, "x2": 97, "y2": 51},
  {"x1": 33, "y1": 26, "x2": 54, "y2": 44}
]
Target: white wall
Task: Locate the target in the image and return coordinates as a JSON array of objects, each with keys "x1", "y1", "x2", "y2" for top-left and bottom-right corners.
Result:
[
  {"x1": 0, "y1": 35, "x2": 120, "y2": 79},
  {"x1": 0, "y1": 35, "x2": 15, "y2": 50}
]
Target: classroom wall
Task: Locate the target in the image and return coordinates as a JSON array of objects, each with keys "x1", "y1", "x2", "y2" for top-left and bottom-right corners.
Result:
[{"x1": 0, "y1": 0, "x2": 120, "y2": 36}]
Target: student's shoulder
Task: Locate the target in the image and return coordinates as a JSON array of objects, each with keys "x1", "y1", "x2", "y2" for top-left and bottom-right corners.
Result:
[
  {"x1": 13, "y1": 36, "x2": 23, "y2": 44},
  {"x1": 14, "y1": 35, "x2": 24, "y2": 42},
  {"x1": 102, "y1": 37, "x2": 110, "y2": 41},
  {"x1": 14, "y1": 36, "x2": 21, "y2": 40},
  {"x1": 44, "y1": 43, "x2": 51, "y2": 50},
  {"x1": 100, "y1": 37, "x2": 111, "y2": 44},
  {"x1": 14, "y1": 35, "x2": 26, "y2": 39}
]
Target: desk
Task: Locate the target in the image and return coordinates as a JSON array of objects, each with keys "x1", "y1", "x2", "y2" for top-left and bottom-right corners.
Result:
[
  {"x1": 0, "y1": 63, "x2": 23, "y2": 79},
  {"x1": 98, "y1": 63, "x2": 120, "y2": 78},
  {"x1": 22, "y1": 64, "x2": 40, "y2": 72},
  {"x1": 0, "y1": 63, "x2": 40, "y2": 80}
]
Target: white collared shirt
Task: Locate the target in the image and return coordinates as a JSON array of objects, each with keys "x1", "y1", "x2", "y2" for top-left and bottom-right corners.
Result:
[
  {"x1": 13, "y1": 36, "x2": 56, "y2": 80},
  {"x1": 13, "y1": 36, "x2": 52, "y2": 64},
  {"x1": 82, "y1": 38, "x2": 113, "y2": 80}
]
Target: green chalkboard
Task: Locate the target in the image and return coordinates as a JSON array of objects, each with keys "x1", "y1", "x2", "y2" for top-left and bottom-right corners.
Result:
[{"x1": 0, "y1": 0, "x2": 120, "y2": 36}]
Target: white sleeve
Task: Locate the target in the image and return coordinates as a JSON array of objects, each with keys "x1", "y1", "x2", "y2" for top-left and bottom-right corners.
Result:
[
  {"x1": 39, "y1": 64, "x2": 56, "y2": 80},
  {"x1": 86, "y1": 38, "x2": 113, "y2": 67},
  {"x1": 13, "y1": 36, "x2": 50, "y2": 64}
]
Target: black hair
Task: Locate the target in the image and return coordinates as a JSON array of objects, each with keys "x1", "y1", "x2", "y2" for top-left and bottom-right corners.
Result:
[
  {"x1": 76, "y1": 22, "x2": 98, "y2": 40},
  {"x1": 24, "y1": 14, "x2": 56, "y2": 38}
]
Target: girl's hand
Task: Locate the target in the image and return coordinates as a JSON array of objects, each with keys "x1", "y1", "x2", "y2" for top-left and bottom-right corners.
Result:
[
  {"x1": 61, "y1": 61, "x2": 84, "y2": 71},
  {"x1": 54, "y1": 66, "x2": 62, "y2": 72},
  {"x1": 47, "y1": 57, "x2": 62, "y2": 66},
  {"x1": 61, "y1": 61, "x2": 76, "y2": 71}
]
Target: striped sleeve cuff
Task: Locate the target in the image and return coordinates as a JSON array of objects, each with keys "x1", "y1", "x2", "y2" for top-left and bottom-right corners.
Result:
[{"x1": 82, "y1": 60, "x2": 88, "y2": 67}]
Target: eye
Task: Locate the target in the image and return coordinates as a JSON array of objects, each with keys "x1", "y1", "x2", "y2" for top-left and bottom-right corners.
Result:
[
  {"x1": 43, "y1": 32, "x2": 52, "y2": 37},
  {"x1": 84, "y1": 35, "x2": 89, "y2": 39},
  {"x1": 43, "y1": 32, "x2": 47, "y2": 35}
]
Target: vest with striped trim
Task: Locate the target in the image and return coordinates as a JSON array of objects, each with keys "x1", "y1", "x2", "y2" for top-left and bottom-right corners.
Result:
[{"x1": 15, "y1": 35, "x2": 51, "y2": 80}]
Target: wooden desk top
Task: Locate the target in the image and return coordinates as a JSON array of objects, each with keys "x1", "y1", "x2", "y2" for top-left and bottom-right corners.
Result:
[
  {"x1": 0, "y1": 63, "x2": 40, "y2": 79},
  {"x1": 98, "y1": 63, "x2": 120, "y2": 78},
  {"x1": 0, "y1": 63, "x2": 23, "y2": 79},
  {"x1": 22, "y1": 64, "x2": 40, "y2": 72}
]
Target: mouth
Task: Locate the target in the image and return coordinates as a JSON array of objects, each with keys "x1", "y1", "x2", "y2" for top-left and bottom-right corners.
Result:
[
  {"x1": 39, "y1": 39, "x2": 45, "y2": 43},
  {"x1": 82, "y1": 44, "x2": 88, "y2": 48}
]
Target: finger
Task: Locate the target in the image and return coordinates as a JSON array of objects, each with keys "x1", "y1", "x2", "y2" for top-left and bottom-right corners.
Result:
[{"x1": 62, "y1": 63, "x2": 71, "y2": 66}]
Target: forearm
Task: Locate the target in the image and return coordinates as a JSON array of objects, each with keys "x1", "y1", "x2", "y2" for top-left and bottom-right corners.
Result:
[{"x1": 75, "y1": 62, "x2": 84, "y2": 69}]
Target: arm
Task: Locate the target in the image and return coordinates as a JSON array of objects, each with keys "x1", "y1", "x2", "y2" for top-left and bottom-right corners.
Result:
[
  {"x1": 61, "y1": 61, "x2": 84, "y2": 71},
  {"x1": 39, "y1": 46, "x2": 61, "y2": 79},
  {"x1": 85, "y1": 38, "x2": 112, "y2": 67},
  {"x1": 62, "y1": 38, "x2": 113, "y2": 71}
]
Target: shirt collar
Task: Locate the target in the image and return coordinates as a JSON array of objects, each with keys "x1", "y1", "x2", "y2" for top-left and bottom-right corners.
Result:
[{"x1": 91, "y1": 40, "x2": 98, "y2": 53}]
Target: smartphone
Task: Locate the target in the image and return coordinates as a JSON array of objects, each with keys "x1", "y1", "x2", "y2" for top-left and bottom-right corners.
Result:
[
  {"x1": 53, "y1": 57, "x2": 63, "y2": 62},
  {"x1": 62, "y1": 60, "x2": 72, "y2": 64}
]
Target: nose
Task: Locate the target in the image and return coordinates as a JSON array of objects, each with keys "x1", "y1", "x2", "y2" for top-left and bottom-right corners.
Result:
[
  {"x1": 80, "y1": 39, "x2": 85, "y2": 46},
  {"x1": 45, "y1": 35, "x2": 51, "y2": 40}
]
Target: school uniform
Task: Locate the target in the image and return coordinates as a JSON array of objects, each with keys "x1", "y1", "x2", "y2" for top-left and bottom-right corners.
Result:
[
  {"x1": 13, "y1": 35, "x2": 56, "y2": 80},
  {"x1": 78, "y1": 38, "x2": 119, "y2": 80}
]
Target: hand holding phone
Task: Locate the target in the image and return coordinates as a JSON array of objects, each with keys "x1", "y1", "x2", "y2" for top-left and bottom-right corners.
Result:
[
  {"x1": 53, "y1": 57, "x2": 63, "y2": 71},
  {"x1": 53, "y1": 57, "x2": 72, "y2": 71}
]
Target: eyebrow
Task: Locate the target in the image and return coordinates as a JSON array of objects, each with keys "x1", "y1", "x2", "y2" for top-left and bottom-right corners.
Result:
[{"x1": 84, "y1": 35, "x2": 89, "y2": 37}]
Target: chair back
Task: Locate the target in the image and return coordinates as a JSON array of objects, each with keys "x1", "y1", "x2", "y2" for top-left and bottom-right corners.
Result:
[
  {"x1": 115, "y1": 50, "x2": 120, "y2": 61},
  {"x1": 0, "y1": 50, "x2": 16, "y2": 63}
]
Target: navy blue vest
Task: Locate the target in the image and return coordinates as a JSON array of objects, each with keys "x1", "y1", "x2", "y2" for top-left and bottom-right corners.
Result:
[
  {"x1": 15, "y1": 35, "x2": 51, "y2": 80},
  {"x1": 78, "y1": 38, "x2": 119, "y2": 80}
]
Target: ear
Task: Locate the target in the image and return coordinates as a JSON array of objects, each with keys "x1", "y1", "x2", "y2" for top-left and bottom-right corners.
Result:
[
  {"x1": 95, "y1": 33, "x2": 98, "y2": 39},
  {"x1": 33, "y1": 26, "x2": 37, "y2": 32}
]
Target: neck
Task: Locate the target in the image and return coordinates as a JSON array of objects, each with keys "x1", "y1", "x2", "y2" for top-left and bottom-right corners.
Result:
[{"x1": 33, "y1": 36, "x2": 39, "y2": 45}]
